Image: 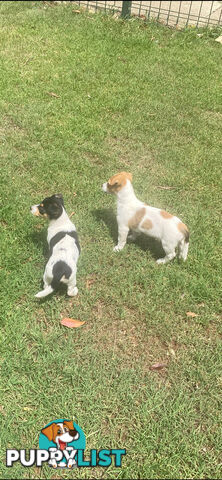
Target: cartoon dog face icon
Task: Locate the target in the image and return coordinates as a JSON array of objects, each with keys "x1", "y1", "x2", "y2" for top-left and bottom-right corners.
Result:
[{"x1": 41, "y1": 420, "x2": 79, "y2": 451}]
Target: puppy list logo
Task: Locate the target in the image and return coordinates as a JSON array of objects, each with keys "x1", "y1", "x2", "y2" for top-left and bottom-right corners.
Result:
[
  {"x1": 39, "y1": 419, "x2": 85, "y2": 469},
  {"x1": 6, "y1": 419, "x2": 126, "y2": 469}
]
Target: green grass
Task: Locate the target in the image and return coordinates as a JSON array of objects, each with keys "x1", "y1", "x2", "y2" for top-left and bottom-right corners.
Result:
[{"x1": 0, "y1": 2, "x2": 222, "y2": 478}]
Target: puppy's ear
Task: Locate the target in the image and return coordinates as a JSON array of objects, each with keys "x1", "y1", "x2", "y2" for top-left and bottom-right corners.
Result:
[
  {"x1": 63, "y1": 420, "x2": 79, "y2": 438},
  {"x1": 41, "y1": 423, "x2": 56, "y2": 441},
  {"x1": 55, "y1": 194, "x2": 64, "y2": 205},
  {"x1": 125, "y1": 172, "x2": 132, "y2": 182},
  {"x1": 63, "y1": 420, "x2": 74, "y2": 430},
  {"x1": 108, "y1": 178, "x2": 120, "y2": 187}
]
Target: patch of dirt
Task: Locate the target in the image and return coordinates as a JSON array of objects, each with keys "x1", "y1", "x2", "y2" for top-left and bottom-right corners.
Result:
[
  {"x1": 85, "y1": 273, "x2": 98, "y2": 289},
  {"x1": 87, "y1": 301, "x2": 173, "y2": 375},
  {"x1": 34, "y1": 307, "x2": 59, "y2": 335},
  {"x1": 0, "y1": 115, "x2": 27, "y2": 139},
  {"x1": 85, "y1": 151, "x2": 104, "y2": 166},
  {"x1": 106, "y1": 135, "x2": 165, "y2": 177},
  {"x1": 202, "y1": 110, "x2": 222, "y2": 120},
  {"x1": 0, "y1": 220, "x2": 8, "y2": 228}
]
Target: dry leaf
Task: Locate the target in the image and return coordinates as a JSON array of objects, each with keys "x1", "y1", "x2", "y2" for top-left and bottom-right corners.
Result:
[
  {"x1": 61, "y1": 318, "x2": 85, "y2": 328},
  {"x1": 73, "y1": 192, "x2": 77, "y2": 196},
  {"x1": 72, "y1": 9, "x2": 81, "y2": 13},
  {"x1": 23, "y1": 407, "x2": 32, "y2": 411},
  {"x1": 150, "y1": 362, "x2": 167, "y2": 371},
  {"x1": 70, "y1": 211, "x2": 75, "y2": 218},
  {"x1": 47, "y1": 92, "x2": 60, "y2": 98},
  {"x1": 34, "y1": 224, "x2": 42, "y2": 230},
  {"x1": 86, "y1": 275, "x2": 96, "y2": 289},
  {"x1": 118, "y1": 56, "x2": 127, "y2": 63},
  {"x1": 169, "y1": 348, "x2": 176, "y2": 357},
  {"x1": 186, "y1": 311, "x2": 198, "y2": 318}
]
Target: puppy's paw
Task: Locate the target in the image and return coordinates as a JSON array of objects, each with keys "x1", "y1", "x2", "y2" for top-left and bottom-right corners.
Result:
[
  {"x1": 156, "y1": 258, "x2": 165, "y2": 265},
  {"x1": 35, "y1": 291, "x2": 42, "y2": 298},
  {"x1": 68, "y1": 460, "x2": 76, "y2": 469},
  {"x1": 113, "y1": 245, "x2": 123, "y2": 252},
  {"x1": 68, "y1": 286, "x2": 78, "y2": 296}
]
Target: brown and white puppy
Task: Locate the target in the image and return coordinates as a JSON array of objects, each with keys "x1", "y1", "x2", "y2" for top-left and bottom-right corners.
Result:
[
  {"x1": 41, "y1": 420, "x2": 79, "y2": 468},
  {"x1": 102, "y1": 172, "x2": 189, "y2": 264}
]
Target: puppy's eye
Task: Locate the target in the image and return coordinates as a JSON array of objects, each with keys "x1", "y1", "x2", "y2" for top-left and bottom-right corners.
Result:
[
  {"x1": 57, "y1": 429, "x2": 61, "y2": 434},
  {"x1": 109, "y1": 182, "x2": 118, "y2": 187},
  {"x1": 38, "y1": 205, "x2": 45, "y2": 214}
]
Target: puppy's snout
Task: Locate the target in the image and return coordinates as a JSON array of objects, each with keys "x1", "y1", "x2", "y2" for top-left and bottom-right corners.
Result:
[
  {"x1": 70, "y1": 429, "x2": 79, "y2": 439},
  {"x1": 30, "y1": 205, "x2": 40, "y2": 216}
]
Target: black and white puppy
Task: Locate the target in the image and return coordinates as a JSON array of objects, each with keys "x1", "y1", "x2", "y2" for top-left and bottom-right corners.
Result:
[{"x1": 31, "y1": 194, "x2": 80, "y2": 298}]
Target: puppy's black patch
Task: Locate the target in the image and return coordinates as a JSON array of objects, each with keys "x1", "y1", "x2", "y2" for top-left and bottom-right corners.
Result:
[
  {"x1": 49, "y1": 231, "x2": 81, "y2": 256},
  {"x1": 51, "y1": 261, "x2": 72, "y2": 290}
]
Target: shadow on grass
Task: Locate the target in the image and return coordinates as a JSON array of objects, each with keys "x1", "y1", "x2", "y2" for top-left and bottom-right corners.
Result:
[
  {"x1": 93, "y1": 208, "x2": 165, "y2": 260},
  {"x1": 93, "y1": 208, "x2": 118, "y2": 242},
  {"x1": 30, "y1": 229, "x2": 48, "y2": 258}
]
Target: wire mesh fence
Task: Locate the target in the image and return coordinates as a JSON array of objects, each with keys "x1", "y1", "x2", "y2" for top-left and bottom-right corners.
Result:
[{"x1": 75, "y1": 1, "x2": 222, "y2": 28}]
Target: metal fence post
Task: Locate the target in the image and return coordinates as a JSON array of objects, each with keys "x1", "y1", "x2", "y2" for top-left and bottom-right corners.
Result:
[{"x1": 121, "y1": 1, "x2": 132, "y2": 18}]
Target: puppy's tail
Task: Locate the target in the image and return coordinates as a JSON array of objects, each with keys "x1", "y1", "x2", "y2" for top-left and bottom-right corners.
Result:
[{"x1": 35, "y1": 285, "x2": 54, "y2": 298}]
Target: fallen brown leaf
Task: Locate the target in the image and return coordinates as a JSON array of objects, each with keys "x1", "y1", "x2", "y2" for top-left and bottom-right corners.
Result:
[
  {"x1": 72, "y1": 9, "x2": 81, "y2": 13},
  {"x1": 169, "y1": 348, "x2": 176, "y2": 357},
  {"x1": 61, "y1": 318, "x2": 85, "y2": 328},
  {"x1": 69, "y1": 211, "x2": 75, "y2": 218},
  {"x1": 150, "y1": 362, "x2": 167, "y2": 371},
  {"x1": 34, "y1": 224, "x2": 42, "y2": 230},
  {"x1": 86, "y1": 275, "x2": 97, "y2": 289},
  {"x1": 47, "y1": 92, "x2": 60, "y2": 98},
  {"x1": 186, "y1": 311, "x2": 198, "y2": 318},
  {"x1": 117, "y1": 56, "x2": 127, "y2": 63}
]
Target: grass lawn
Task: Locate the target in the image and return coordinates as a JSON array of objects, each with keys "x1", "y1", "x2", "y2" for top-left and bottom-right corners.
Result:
[{"x1": 0, "y1": 1, "x2": 222, "y2": 478}]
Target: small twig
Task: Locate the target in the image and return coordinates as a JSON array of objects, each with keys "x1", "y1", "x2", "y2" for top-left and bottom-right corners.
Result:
[
  {"x1": 24, "y1": 56, "x2": 33, "y2": 65},
  {"x1": 155, "y1": 185, "x2": 176, "y2": 190},
  {"x1": 47, "y1": 92, "x2": 60, "y2": 98}
]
